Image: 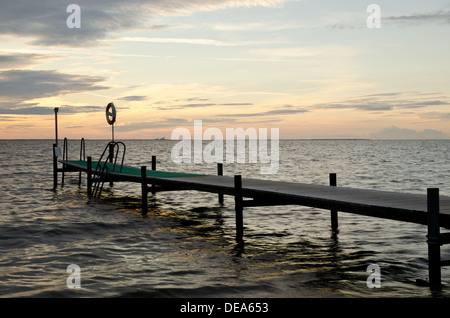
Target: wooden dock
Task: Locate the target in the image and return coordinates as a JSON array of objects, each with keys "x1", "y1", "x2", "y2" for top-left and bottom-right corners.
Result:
[{"x1": 53, "y1": 141, "x2": 450, "y2": 292}]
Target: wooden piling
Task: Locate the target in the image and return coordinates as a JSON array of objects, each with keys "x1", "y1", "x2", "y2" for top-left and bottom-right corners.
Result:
[
  {"x1": 87, "y1": 156, "x2": 92, "y2": 198},
  {"x1": 427, "y1": 188, "x2": 441, "y2": 291},
  {"x1": 330, "y1": 173, "x2": 338, "y2": 231},
  {"x1": 78, "y1": 138, "x2": 85, "y2": 186},
  {"x1": 54, "y1": 108, "x2": 59, "y2": 146},
  {"x1": 141, "y1": 166, "x2": 148, "y2": 215},
  {"x1": 62, "y1": 138, "x2": 68, "y2": 185},
  {"x1": 218, "y1": 163, "x2": 224, "y2": 204},
  {"x1": 151, "y1": 156, "x2": 156, "y2": 195},
  {"x1": 53, "y1": 143, "x2": 58, "y2": 189},
  {"x1": 152, "y1": 155, "x2": 156, "y2": 171},
  {"x1": 234, "y1": 175, "x2": 244, "y2": 242}
]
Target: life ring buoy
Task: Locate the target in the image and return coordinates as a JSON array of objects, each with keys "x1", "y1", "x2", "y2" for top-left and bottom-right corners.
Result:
[{"x1": 106, "y1": 103, "x2": 116, "y2": 125}]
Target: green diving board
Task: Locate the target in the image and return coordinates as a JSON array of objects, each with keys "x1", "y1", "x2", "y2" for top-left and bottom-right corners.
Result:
[{"x1": 62, "y1": 160, "x2": 204, "y2": 178}]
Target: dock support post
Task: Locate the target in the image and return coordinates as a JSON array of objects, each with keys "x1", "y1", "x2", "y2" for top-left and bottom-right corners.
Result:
[
  {"x1": 330, "y1": 173, "x2": 338, "y2": 231},
  {"x1": 218, "y1": 163, "x2": 224, "y2": 204},
  {"x1": 54, "y1": 108, "x2": 59, "y2": 146},
  {"x1": 62, "y1": 138, "x2": 68, "y2": 185},
  {"x1": 427, "y1": 188, "x2": 441, "y2": 291},
  {"x1": 151, "y1": 156, "x2": 156, "y2": 195},
  {"x1": 53, "y1": 143, "x2": 58, "y2": 189},
  {"x1": 141, "y1": 166, "x2": 148, "y2": 215},
  {"x1": 109, "y1": 143, "x2": 114, "y2": 187},
  {"x1": 78, "y1": 138, "x2": 85, "y2": 187},
  {"x1": 87, "y1": 156, "x2": 92, "y2": 198},
  {"x1": 234, "y1": 175, "x2": 244, "y2": 243}
]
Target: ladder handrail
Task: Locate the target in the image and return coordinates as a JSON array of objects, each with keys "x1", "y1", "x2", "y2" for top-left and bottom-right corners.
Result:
[
  {"x1": 78, "y1": 138, "x2": 85, "y2": 186},
  {"x1": 92, "y1": 141, "x2": 126, "y2": 198},
  {"x1": 63, "y1": 137, "x2": 68, "y2": 161},
  {"x1": 80, "y1": 138, "x2": 86, "y2": 161},
  {"x1": 95, "y1": 141, "x2": 126, "y2": 173}
]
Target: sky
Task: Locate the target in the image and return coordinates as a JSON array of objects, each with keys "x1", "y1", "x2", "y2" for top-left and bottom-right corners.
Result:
[{"x1": 1, "y1": 0, "x2": 450, "y2": 139}]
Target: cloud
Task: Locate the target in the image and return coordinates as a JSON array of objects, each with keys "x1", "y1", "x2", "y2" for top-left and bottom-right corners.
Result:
[
  {"x1": 0, "y1": 69, "x2": 108, "y2": 113},
  {"x1": 116, "y1": 118, "x2": 191, "y2": 132},
  {"x1": 183, "y1": 97, "x2": 209, "y2": 102},
  {"x1": 0, "y1": 106, "x2": 54, "y2": 115},
  {"x1": 386, "y1": 9, "x2": 450, "y2": 26},
  {"x1": 119, "y1": 36, "x2": 272, "y2": 47},
  {"x1": 155, "y1": 98, "x2": 253, "y2": 110},
  {"x1": 250, "y1": 47, "x2": 323, "y2": 58},
  {"x1": 220, "y1": 105, "x2": 308, "y2": 117},
  {"x1": 0, "y1": 0, "x2": 295, "y2": 48},
  {"x1": 59, "y1": 105, "x2": 104, "y2": 113},
  {"x1": 116, "y1": 117, "x2": 280, "y2": 134},
  {"x1": 0, "y1": 70, "x2": 107, "y2": 100},
  {"x1": 420, "y1": 111, "x2": 450, "y2": 121},
  {"x1": 118, "y1": 95, "x2": 148, "y2": 101},
  {"x1": 315, "y1": 92, "x2": 450, "y2": 112},
  {"x1": 327, "y1": 7, "x2": 450, "y2": 30},
  {"x1": 157, "y1": 103, "x2": 217, "y2": 110},
  {"x1": 0, "y1": 105, "x2": 104, "y2": 115},
  {"x1": 371, "y1": 126, "x2": 449, "y2": 140},
  {"x1": 210, "y1": 22, "x2": 265, "y2": 31},
  {"x1": 220, "y1": 103, "x2": 253, "y2": 106},
  {"x1": 0, "y1": 107, "x2": 48, "y2": 115},
  {"x1": 264, "y1": 108, "x2": 308, "y2": 115},
  {"x1": 0, "y1": 105, "x2": 103, "y2": 115},
  {"x1": 0, "y1": 115, "x2": 20, "y2": 121},
  {"x1": 0, "y1": 52, "x2": 60, "y2": 69}
]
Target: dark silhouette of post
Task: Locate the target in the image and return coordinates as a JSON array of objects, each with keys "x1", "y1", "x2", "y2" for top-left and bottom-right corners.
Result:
[
  {"x1": 151, "y1": 156, "x2": 156, "y2": 194},
  {"x1": 427, "y1": 188, "x2": 441, "y2": 291},
  {"x1": 54, "y1": 108, "x2": 59, "y2": 146},
  {"x1": 109, "y1": 143, "x2": 114, "y2": 186},
  {"x1": 62, "y1": 138, "x2": 68, "y2": 185},
  {"x1": 234, "y1": 175, "x2": 244, "y2": 243},
  {"x1": 78, "y1": 138, "x2": 85, "y2": 186},
  {"x1": 53, "y1": 108, "x2": 59, "y2": 189},
  {"x1": 330, "y1": 173, "x2": 338, "y2": 231},
  {"x1": 141, "y1": 166, "x2": 148, "y2": 215},
  {"x1": 53, "y1": 143, "x2": 58, "y2": 189},
  {"x1": 218, "y1": 163, "x2": 224, "y2": 204},
  {"x1": 87, "y1": 156, "x2": 92, "y2": 198},
  {"x1": 152, "y1": 155, "x2": 156, "y2": 171}
]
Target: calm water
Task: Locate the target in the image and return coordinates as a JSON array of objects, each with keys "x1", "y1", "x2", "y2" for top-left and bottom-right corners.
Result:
[{"x1": 1, "y1": 139, "x2": 450, "y2": 298}]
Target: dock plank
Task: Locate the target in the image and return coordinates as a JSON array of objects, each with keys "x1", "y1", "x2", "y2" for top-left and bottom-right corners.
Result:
[{"x1": 166, "y1": 175, "x2": 450, "y2": 228}]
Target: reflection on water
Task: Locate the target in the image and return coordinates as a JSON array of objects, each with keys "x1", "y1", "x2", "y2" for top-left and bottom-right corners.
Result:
[{"x1": 1, "y1": 139, "x2": 450, "y2": 297}]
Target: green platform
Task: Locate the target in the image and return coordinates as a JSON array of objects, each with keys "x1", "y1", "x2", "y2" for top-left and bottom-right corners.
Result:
[{"x1": 67, "y1": 160, "x2": 203, "y2": 178}]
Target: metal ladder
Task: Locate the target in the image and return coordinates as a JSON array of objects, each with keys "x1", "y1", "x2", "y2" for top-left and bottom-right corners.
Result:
[{"x1": 92, "y1": 141, "x2": 126, "y2": 198}]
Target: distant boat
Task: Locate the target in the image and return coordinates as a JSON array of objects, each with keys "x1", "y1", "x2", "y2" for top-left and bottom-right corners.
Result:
[{"x1": 154, "y1": 137, "x2": 165, "y2": 140}]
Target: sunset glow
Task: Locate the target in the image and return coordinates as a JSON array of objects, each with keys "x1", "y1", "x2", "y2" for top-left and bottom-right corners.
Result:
[{"x1": 1, "y1": 0, "x2": 450, "y2": 139}]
